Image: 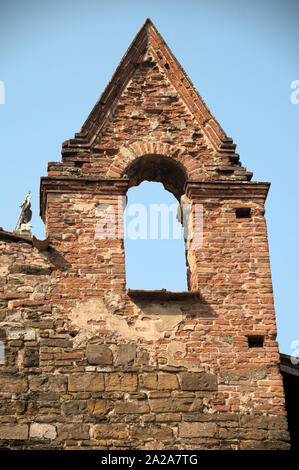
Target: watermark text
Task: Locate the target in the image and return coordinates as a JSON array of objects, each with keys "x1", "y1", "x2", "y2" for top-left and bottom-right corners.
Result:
[
  {"x1": 290, "y1": 80, "x2": 299, "y2": 104},
  {"x1": 0, "y1": 81, "x2": 5, "y2": 104},
  {"x1": 95, "y1": 197, "x2": 203, "y2": 250},
  {"x1": 290, "y1": 340, "x2": 299, "y2": 365}
]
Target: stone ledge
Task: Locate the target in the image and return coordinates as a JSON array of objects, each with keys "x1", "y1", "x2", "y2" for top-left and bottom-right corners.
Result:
[{"x1": 127, "y1": 289, "x2": 201, "y2": 301}]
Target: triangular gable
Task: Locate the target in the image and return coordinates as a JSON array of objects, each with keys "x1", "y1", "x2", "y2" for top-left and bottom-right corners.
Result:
[{"x1": 60, "y1": 19, "x2": 252, "y2": 181}]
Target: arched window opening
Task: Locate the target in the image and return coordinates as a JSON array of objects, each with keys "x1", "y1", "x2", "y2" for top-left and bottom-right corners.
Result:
[
  {"x1": 124, "y1": 154, "x2": 187, "y2": 201},
  {"x1": 124, "y1": 181, "x2": 188, "y2": 291}
]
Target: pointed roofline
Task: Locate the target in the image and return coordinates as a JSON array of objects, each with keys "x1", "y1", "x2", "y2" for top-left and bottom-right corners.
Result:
[
  {"x1": 148, "y1": 20, "x2": 230, "y2": 142},
  {"x1": 65, "y1": 18, "x2": 152, "y2": 145},
  {"x1": 61, "y1": 19, "x2": 239, "y2": 159}
]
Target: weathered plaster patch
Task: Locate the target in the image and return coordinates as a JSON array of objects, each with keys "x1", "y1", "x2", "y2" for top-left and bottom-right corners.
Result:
[
  {"x1": 0, "y1": 266, "x2": 9, "y2": 277},
  {"x1": 167, "y1": 342, "x2": 187, "y2": 366},
  {"x1": 72, "y1": 201, "x2": 96, "y2": 213},
  {"x1": 6, "y1": 327, "x2": 36, "y2": 341},
  {"x1": 0, "y1": 255, "x2": 13, "y2": 277},
  {"x1": 5, "y1": 310, "x2": 23, "y2": 322},
  {"x1": 139, "y1": 303, "x2": 184, "y2": 338},
  {"x1": 68, "y1": 299, "x2": 184, "y2": 347},
  {"x1": 68, "y1": 299, "x2": 104, "y2": 347},
  {"x1": 104, "y1": 291, "x2": 125, "y2": 314}
]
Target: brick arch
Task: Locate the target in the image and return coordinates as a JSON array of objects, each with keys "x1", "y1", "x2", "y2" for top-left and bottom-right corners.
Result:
[
  {"x1": 107, "y1": 142, "x2": 207, "y2": 192},
  {"x1": 126, "y1": 154, "x2": 188, "y2": 200}
]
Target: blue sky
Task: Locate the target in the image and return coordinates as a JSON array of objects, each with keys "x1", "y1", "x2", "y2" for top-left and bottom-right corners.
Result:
[{"x1": 0, "y1": 0, "x2": 298, "y2": 355}]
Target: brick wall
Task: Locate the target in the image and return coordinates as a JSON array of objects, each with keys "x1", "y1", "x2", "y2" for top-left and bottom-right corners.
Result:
[{"x1": 0, "y1": 19, "x2": 290, "y2": 449}]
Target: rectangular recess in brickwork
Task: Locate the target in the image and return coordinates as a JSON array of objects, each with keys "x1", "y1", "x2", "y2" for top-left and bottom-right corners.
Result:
[
  {"x1": 236, "y1": 207, "x2": 251, "y2": 218},
  {"x1": 247, "y1": 335, "x2": 264, "y2": 348}
]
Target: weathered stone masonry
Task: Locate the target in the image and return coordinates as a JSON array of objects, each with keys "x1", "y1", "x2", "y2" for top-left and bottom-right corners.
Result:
[{"x1": 0, "y1": 19, "x2": 290, "y2": 449}]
